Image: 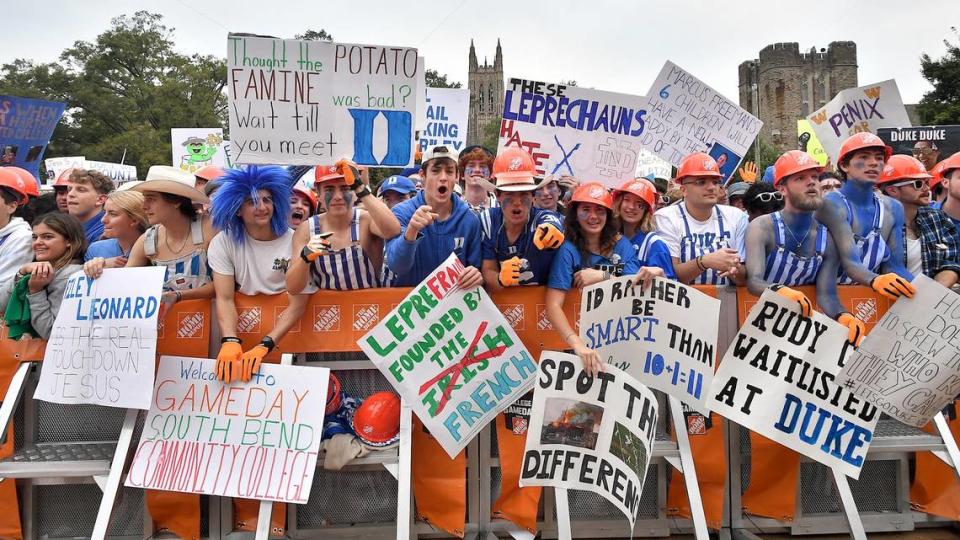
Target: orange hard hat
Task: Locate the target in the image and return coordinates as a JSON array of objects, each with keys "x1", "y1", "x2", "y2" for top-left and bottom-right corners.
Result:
[
  {"x1": 837, "y1": 132, "x2": 892, "y2": 164},
  {"x1": 53, "y1": 168, "x2": 76, "y2": 188},
  {"x1": 877, "y1": 155, "x2": 932, "y2": 186},
  {"x1": 292, "y1": 183, "x2": 318, "y2": 214},
  {"x1": 571, "y1": 182, "x2": 614, "y2": 210},
  {"x1": 6, "y1": 167, "x2": 39, "y2": 198},
  {"x1": 195, "y1": 165, "x2": 226, "y2": 182},
  {"x1": 492, "y1": 147, "x2": 537, "y2": 183},
  {"x1": 314, "y1": 164, "x2": 346, "y2": 186},
  {"x1": 325, "y1": 373, "x2": 342, "y2": 416},
  {"x1": 938, "y1": 152, "x2": 960, "y2": 183},
  {"x1": 613, "y1": 178, "x2": 657, "y2": 210},
  {"x1": 930, "y1": 160, "x2": 947, "y2": 189},
  {"x1": 675, "y1": 152, "x2": 723, "y2": 183},
  {"x1": 773, "y1": 150, "x2": 823, "y2": 186},
  {"x1": 0, "y1": 169, "x2": 30, "y2": 205},
  {"x1": 352, "y1": 391, "x2": 401, "y2": 448}
]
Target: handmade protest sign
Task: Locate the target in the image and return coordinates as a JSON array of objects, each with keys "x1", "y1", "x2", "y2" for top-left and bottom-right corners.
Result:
[
  {"x1": 172, "y1": 128, "x2": 228, "y2": 173},
  {"x1": 806, "y1": 79, "x2": 910, "y2": 162},
  {"x1": 640, "y1": 61, "x2": 761, "y2": 182},
  {"x1": 497, "y1": 77, "x2": 648, "y2": 187},
  {"x1": 836, "y1": 275, "x2": 960, "y2": 428},
  {"x1": 0, "y1": 95, "x2": 66, "y2": 178},
  {"x1": 34, "y1": 267, "x2": 165, "y2": 410},
  {"x1": 419, "y1": 88, "x2": 469, "y2": 152},
  {"x1": 579, "y1": 277, "x2": 719, "y2": 413},
  {"x1": 125, "y1": 356, "x2": 328, "y2": 503},
  {"x1": 43, "y1": 156, "x2": 85, "y2": 185},
  {"x1": 636, "y1": 149, "x2": 672, "y2": 180},
  {"x1": 84, "y1": 160, "x2": 138, "y2": 185},
  {"x1": 798, "y1": 120, "x2": 829, "y2": 166},
  {"x1": 359, "y1": 253, "x2": 535, "y2": 458},
  {"x1": 879, "y1": 125, "x2": 960, "y2": 161},
  {"x1": 227, "y1": 34, "x2": 419, "y2": 167},
  {"x1": 709, "y1": 290, "x2": 878, "y2": 478},
  {"x1": 520, "y1": 351, "x2": 657, "y2": 529}
]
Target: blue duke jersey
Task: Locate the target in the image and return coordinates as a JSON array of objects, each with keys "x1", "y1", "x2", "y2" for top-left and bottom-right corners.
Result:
[
  {"x1": 480, "y1": 206, "x2": 563, "y2": 286},
  {"x1": 547, "y1": 237, "x2": 641, "y2": 291}
]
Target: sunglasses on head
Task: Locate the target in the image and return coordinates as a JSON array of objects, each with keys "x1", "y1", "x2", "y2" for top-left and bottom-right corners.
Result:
[{"x1": 753, "y1": 192, "x2": 784, "y2": 203}]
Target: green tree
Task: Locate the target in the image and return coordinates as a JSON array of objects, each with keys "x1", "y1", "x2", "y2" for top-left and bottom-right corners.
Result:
[
  {"x1": 918, "y1": 28, "x2": 960, "y2": 124},
  {"x1": 741, "y1": 137, "x2": 780, "y2": 180},
  {"x1": 294, "y1": 29, "x2": 333, "y2": 41},
  {"x1": 481, "y1": 115, "x2": 502, "y2": 153},
  {"x1": 425, "y1": 69, "x2": 462, "y2": 89}
]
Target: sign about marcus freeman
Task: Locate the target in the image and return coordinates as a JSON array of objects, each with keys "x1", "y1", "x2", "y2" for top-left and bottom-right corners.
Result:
[
  {"x1": 125, "y1": 356, "x2": 328, "y2": 503},
  {"x1": 709, "y1": 290, "x2": 878, "y2": 479},
  {"x1": 498, "y1": 77, "x2": 648, "y2": 187},
  {"x1": 520, "y1": 352, "x2": 658, "y2": 530},
  {"x1": 227, "y1": 34, "x2": 419, "y2": 168},
  {"x1": 837, "y1": 275, "x2": 960, "y2": 428},
  {"x1": 34, "y1": 267, "x2": 165, "y2": 410},
  {"x1": 359, "y1": 254, "x2": 536, "y2": 458},
  {"x1": 641, "y1": 61, "x2": 762, "y2": 182},
  {"x1": 806, "y1": 79, "x2": 911, "y2": 162},
  {"x1": 580, "y1": 277, "x2": 719, "y2": 413}
]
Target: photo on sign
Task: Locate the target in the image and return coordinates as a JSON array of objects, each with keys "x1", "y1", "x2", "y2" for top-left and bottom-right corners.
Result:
[
  {"x1": 540, "y1": 398, "x2": 603, "y2": 450},
  {"x1": 611, "y1": 422, "x2": 649, "y2": 479},
  {"x1": 708, "y1": 143, "x2": 741, "y2": 183}
]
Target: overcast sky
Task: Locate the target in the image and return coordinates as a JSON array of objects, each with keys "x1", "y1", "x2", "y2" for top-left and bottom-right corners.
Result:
[{"x1": 5, "y1": 1, "x2": 957, "y2": 104}]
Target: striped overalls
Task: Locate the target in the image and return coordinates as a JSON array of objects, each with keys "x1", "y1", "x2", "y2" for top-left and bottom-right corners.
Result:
[
  {"x1": 678, "y1": 205, "x2": 730, "y2": 285},
  {"x1": 763, "y1": 211, "x2": 827, "y2": 286},
  {"x1": 838, "y1": 193, "x2": 890, "y2": 284},
  {"x1": 144, "y1": 219, "x2": 210, "y2": 291},
  {"x1": 310, "y1": 209, "x2": 379, "y2": 290}
]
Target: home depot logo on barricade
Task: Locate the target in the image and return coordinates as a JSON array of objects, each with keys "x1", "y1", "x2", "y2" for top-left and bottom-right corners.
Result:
[
  {"x1": 237, "y1": 307, "x2": 261, "y2": 333},
  {"x1": 852, "y1": 297, "x2": 878, "y2": 323},
  {"x1": 499, "y1": 304, "x2": 525, "y2": 330},
  {"x1": 686, "y1": 413, "x2": 707, "y2": 435},
  {"x1": 353, "y1": 304, "x2": 379, "y2": 332},
  {"x1": 178, "y1": 312, "x2": 205, "y2": 339},
  {"x1": 536, "y1": 304, "x2": 552, "y2": 330},
  {"x1": 314, "y1": 305, "x2": 341, "y2": 332}
]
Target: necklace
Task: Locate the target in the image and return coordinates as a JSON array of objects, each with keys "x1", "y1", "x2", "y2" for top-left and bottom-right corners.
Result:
[
  {"x1": 783, "y1": 219, "x2": 811, "y2": 253},
  {"x1": 163, "y1": 227, "x2": 189, "y2": 254}
]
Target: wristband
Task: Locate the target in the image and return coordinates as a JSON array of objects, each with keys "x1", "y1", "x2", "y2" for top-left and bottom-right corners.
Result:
[
  {"x1": 770, "y1": 284, "x2": 783, "y2": 291},
  {"x1": 696, "y1": 256, "x2": 706, "y2": 271},
  {"x1": 260, "y1": 336, "x2": 276, "y2": 353},
  {"x1": 300, "y1": 246, "x2": 313, "y2": 264},
  {"x1": 174, "y1": 290, "x2": 182, "y2": 302},
  {"x1": 354, "y1": 186, "x2": 371, "y2": 199},
  {"x1": 221, "y1": 336, "x2": 241, "y2": 344}
]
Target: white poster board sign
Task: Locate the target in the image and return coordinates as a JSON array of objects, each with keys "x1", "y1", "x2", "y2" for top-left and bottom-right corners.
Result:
[
  {"x1": 171, "y1": 128, "x2": 228, "y2": 173},
  {"x1": 227, "y1": 34, "x2": 419, "y2": 167},
  {"x1": 34, "y1": 267, "x2": 165, "y2": 410},
  {"x1": 520, "y1": 351, "x2": 657, "y2": 529},
  {"x1": 419, "y1": 87, "x2": 469, "y2": 152},
  {"x1": 125, "y1": 356, "x2": 328, "y2": 502},
  {"x1": 84, "y1": 160, "x2": 138, "y2": 184},
  {"x1": 358, "y1": 254, "x2": 536, "y2": 458},
  {"x1": 43, "y1": 156, "x2": 85, "y2": 185},
  {"x1": 837, "y1": 275, "x2": 960, "y2": 428},
  {"x1": 636, "y1": 149, "x2": 672, "y2": 180},
  {"x1": 709, "y1": 290, "x2": 878, "y2": 478},
  {"x1": 580, "y1": 277, "x2": 719, "y2": 413}
]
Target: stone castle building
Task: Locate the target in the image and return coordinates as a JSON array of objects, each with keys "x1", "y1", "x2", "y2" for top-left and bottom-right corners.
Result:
[
  {"x1": 467, "y1": 39, "x2": 504, "y2": 147},
  {"x1": 738, "y1": 42, "x2": 858, "y2": 152}
]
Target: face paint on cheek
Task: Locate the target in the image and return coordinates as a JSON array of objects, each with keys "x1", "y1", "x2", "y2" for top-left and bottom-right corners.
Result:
[
  {"x1": 342, "y1": 191, "x2": 354, "y2": 206},
  {"x1": 324, "y1": 191, "x2": 335, "y2": 209}
]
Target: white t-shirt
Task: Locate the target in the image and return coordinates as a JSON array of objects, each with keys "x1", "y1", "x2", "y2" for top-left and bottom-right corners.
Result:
[
  {"x1": 207, "y1": 229, "x2": 294, "y2": 295},
  {"x1": 905, "y1": 234, "x2": 923, "y2": 277},
  {"x1": 654, "y1": 203, "x2": 748, "y2": 260}
]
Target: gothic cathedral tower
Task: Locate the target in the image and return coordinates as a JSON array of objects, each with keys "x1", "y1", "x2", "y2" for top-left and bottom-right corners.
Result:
[{"x1": 467, "y1": 39, "x2": 504, "y2": 147}]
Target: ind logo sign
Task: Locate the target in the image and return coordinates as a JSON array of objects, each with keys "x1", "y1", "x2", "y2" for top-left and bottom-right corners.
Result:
[{"x1": 349, "y1": 109, "x2": 412, "y2": 166}]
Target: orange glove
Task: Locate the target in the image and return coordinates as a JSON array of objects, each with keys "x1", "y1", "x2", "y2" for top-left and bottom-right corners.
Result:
[
  {"x1": 335, "y1": 159, "x2": 364, "y2": 191},
  {"x1": 498, "y1": 256, "x2": 522, "y2": 287},
  {"x1": 216, "y1": 341, "x2": 243, "y2": 383},
  {"x1": 533, "y1": 223, "x2": 564, "y2": 250},
  {"x1": 738, "y1": 161, "x2": 758, "y2": 183},
  {"x1": 300, "y1": 231, "x2": 334, "y2": 263},
  {"x1": 837, "y1": 313, "x2": 866, "y2": 347},
  {"x1": 772, "y1": 284, "x2": 812, "y2": 318},
  {"x1": 869, "y1": 273, "x2": 915, "y2": 300},
  {"x1": 240, "y1": 345, "x2": 269, "y2": 382}
]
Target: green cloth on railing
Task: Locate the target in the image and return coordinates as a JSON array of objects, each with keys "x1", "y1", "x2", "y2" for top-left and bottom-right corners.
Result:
[{"x1": 3, "y1": 275, "x2": 37, "y2": 340}]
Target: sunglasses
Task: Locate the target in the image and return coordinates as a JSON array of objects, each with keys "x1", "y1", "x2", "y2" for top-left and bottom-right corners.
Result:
[
  {"x1": 889, "y1": 179, "x2": 929, "y2": 190},
  {"x1": 753, "y1": 192, "x2": 784, "y2": 203}
]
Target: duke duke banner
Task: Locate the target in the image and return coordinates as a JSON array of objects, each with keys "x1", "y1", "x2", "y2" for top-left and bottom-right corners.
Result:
[
  {"x1": 125, "y1": 356, "x2": 328, "y2": 503},
  {"x1": 359, "y1": 254, "x2": 536, "y2": 458},
  {"x1": 709, "y1": 290, "x2": 878, "y2": 479},
  {"x1": 34, "y1": 268, "x2": 165, "y2": 410},
  {"x1": 227, "y1": 34, "x2": 419, "y2": 167},
  {"x1": 498, "y1": 78, "x2": 648, "y2": 187},
  {"x1": 520, "y1": 352, "x2": 658, "y2": 529},
  {"x1": 579, "y1": 277, "x2": 719, "y2": 413},
  {"x1": 878, "y1": 125, "x2": 960, "y2": 161}
]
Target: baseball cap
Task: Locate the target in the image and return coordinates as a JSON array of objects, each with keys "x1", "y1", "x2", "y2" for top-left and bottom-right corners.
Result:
[
  {"x1": 421, "y1": 145, "x2": 459, "y2": 167},
  {"x1": 727, "y1": 182, "x2": 750, "y2": 198},
  {"x1": 378, "y1": 175, "x2": 416, "y2": 196}
]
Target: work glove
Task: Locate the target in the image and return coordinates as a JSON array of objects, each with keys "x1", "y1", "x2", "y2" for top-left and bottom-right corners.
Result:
[
  {"x1": 771, "y1": 284, "x2": 813, "y2": 318},
  {"x1": 533, "y1": 223, "x2": 565, "y2": 250},
  {"x1": 216, "y1": 341, "x2": 243, "y2": 383},
  {"x1": 240, "y1": 345, "x2": 268, "y2": 383},
  {"x1": 335, "y1": 159, "x2": 364, "y2": 191},
  {"x1": 300, "y1": 231, "x2": 334, "y2": 263},
  {"x1": 837, "y1": 313, "x2": 866, "y2": 347},
  {"x1": 738, "y1": 161, "x2": 758, "y2": 183},
  {"x1": 869, "y1": 273, "x2": 915, "y2": 300},
  {"x1": 498, "y1": 256, "x2": 522, "y2": 287}
]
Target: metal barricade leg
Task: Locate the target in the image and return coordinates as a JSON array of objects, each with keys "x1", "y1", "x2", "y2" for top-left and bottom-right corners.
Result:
[
  {"x1": 669, "y1": 396, "x2": 710, "y2": 540},
  {"x1": 91, "y1": 408, "x2": 139, "y2": 540},
  {"x1": 932, "y1": 412, "x2": 960, "y2": 477},
  {"x1": 831, "y1": 468, "x2": 866, "y2": 540}
]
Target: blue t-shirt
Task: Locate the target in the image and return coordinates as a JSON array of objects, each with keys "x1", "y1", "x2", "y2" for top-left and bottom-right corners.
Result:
[
  {"x1": 547, "y1": 237, "x2": 641, "y2": 291},
  {"x1": 83, "y1": 211, "x2": 105, "y2": 244},
  {"x1": 84, "y1": 238, "x2": 124, "y2": 261},
  {"x1": 629, "y1": 231, "x2": 677, "y2": 280},
  {"x1": 480, "y1": 207, "x2": 562, "y2": 286}
]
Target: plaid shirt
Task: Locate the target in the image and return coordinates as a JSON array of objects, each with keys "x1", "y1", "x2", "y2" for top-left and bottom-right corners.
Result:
[{"x1": 911, "y1": 206, "x2": 960, "y2": 278}]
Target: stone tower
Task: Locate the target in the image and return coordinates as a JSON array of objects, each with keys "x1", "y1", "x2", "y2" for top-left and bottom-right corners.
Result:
[
  {"x1": 738, "y1": 42, "x2": 858, "y2": 152},
  {"x1": 467, "y1": 39, "x2": 504, "y2": 147}
]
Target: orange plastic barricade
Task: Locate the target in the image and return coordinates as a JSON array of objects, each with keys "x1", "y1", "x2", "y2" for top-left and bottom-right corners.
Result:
[
  {"x1": 912, "y1": 402, "x2": 960, "y2": 520},
  {"x1": 737, "y1": 285, "x2": 893, "y2": 521}
]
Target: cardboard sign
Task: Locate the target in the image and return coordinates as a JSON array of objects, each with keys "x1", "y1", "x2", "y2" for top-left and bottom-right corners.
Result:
[
  {"x1": 358, "y1": 254, "x2": 535, "y2": 458},
  {"x1": 171, "y1": 128, "x2": 229, "y2": 173},
  {"x1": 419, "y1": 88, "x2": 469, "y2": 152},
  {"x1": 640, "y1": 61, "x2": 762, "y2": 182},
  {"x1": 84, "y1": 160, "x2": 138, "y2": 184},
  {"x1": 43, "y1": 156, "x2": 85, "y2": 185},
  {"x1": 0, "y1": 95, "x2": 66, "y2": 178},
  {"x1": 34, "y1": 267, "x2": 165, "y2": 410},
  {"x1": 125, "y1": 356, "x2": 328, "y2": 503},
  {"x1": 710, "y1": 290, "x2": 878, "y2": 478},
  {"x1": 878, "y1": 125, "x2": 960, "y2": 162},
  {"x1": 497, "y1": 77, "x2": 648, "y2": 187},
  {"x1": 227, "y1": 34, "x2": 419, "y2": 168},
  {"x1": 579, "y1": 277, "x2": 719, "y2": 413},
  {"x1": 519, "y1": 351, "x2": 657, "y2": 529},
  {"x1": 837, "y1": 275, "x2": 960, "y2": 427},
  {"x1": 797, "y1": 120, "x2": 829, "y2": 166},
  {"x1": 806, "y1": 80, "x2": 911, "y2": 162},
  {"x1": 636, "y1": 149, "x2": 672, "y2": 180}
]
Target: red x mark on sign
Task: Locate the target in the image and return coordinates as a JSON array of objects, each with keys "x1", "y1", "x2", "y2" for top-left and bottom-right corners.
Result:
[{"x1": 418, "y1": 321, "x2": 507, "y2": 415}]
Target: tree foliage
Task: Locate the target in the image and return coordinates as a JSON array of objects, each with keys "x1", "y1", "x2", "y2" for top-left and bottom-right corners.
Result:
[
  {"x1": 425, "y1": 69, "x2": 462, "y2": 89},
  {"x1": 918, "y1": 27, "x2": 960, "y2": 125},
  {"x1": 294, "y1": 29, "x2": 334, "y2": 41}
]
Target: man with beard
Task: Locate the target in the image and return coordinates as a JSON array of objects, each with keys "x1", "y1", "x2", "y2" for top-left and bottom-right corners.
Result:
[
  {"x1": 458, "y1": 145, "x2": 497, "y2": 212},
  {"x1": 877, "y1": 154, "x2": 960, "y2": 287},
  {"x1": 479, "y1": 147, "x2": 564, "y2": 290}
]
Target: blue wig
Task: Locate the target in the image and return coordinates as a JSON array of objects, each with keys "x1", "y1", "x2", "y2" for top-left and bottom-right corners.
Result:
[{"x1": 211, "y1": 165, "x2": 292, "y2": 244}]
